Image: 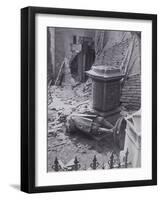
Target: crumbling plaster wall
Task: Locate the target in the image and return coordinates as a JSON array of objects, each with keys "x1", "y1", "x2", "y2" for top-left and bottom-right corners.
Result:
[
  {"x1": 94, "y1": 31, "x2": 132, "y2": 67},
  {"x1": 94, "y1": 31, "x2": 141, "y2": 75},
  {"x1": 47, "y1": 27, "x2": 95, "y2": 83}
]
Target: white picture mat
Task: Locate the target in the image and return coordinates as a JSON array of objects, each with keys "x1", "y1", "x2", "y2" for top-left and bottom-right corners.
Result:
[{"x1": 35, "y1": 14, "x2": 152, "y2": 187}]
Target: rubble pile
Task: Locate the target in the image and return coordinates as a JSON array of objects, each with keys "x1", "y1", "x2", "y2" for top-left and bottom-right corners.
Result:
[
  {"x1": 48, "y1": 78, "x2": 92, "y2": 136},
  {"x1": 47, "y1": 79, "x2": 120, "y2": 172}
]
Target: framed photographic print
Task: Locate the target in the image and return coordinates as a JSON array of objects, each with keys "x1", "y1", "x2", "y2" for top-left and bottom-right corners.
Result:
[{"x1": 21, "y1": 6, "x2": 157, "y2": 193}]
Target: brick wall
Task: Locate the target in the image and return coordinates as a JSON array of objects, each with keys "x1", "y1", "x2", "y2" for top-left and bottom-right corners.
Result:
[{"x1": 120, "y1": 74, "x2": 141, "y2": 111}]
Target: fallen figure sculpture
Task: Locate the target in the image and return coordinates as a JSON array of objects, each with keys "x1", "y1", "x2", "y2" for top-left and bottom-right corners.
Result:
[{"x1": 66, "y1": 113, "x2": 127, "y2": 150}]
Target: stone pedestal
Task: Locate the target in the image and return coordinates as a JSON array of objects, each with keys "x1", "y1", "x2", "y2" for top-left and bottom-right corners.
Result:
[{"x1": 86, "y1": 65, "x2": 124, "y2": 116}]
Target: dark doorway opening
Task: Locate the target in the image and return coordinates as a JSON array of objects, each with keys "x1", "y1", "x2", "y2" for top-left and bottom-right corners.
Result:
[{"x1": 70, "y1": 40, "x2": 95, "y2": 82}]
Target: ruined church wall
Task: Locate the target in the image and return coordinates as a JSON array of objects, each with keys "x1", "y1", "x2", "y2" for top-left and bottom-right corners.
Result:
[
  {"x1": 94, "y1": 31, "x2": 132, "y2": 68},
  {"x1": 47, "y1": 27, "x2": 95, "y2": 83}
]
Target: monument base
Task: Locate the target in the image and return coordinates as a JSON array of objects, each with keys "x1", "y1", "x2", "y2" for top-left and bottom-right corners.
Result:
[{"x1": 93, "y1": 107, "x2": 121, "y2": 117}]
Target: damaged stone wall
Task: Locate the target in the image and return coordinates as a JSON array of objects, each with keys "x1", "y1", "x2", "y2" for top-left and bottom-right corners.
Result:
[
  {"x1": 94, "y1": 31, "x2": 132, "y2": 69},
  {"x1": 47, "y1": 27, "x2": 95, "y2": 83}
]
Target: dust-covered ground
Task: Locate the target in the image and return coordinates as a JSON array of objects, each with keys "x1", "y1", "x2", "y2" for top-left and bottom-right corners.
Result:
[{"x1": 47, "y1": 79, "x2": 121, "y2": 172}]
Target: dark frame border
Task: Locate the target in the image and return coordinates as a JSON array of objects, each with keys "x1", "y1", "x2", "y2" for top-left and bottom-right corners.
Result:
[{"x1": 21, "y1": 6, "x2": 157, "y2": 193}]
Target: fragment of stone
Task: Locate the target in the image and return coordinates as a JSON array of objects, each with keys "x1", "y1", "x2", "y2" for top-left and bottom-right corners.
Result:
[{"x1": 66, "y1": 113, "x2": 127, "y2": 150}]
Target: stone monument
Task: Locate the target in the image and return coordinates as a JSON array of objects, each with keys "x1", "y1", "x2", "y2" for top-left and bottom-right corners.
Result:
[{"x1": 86, "y1": 65, "x2": 124, "y2": 116}]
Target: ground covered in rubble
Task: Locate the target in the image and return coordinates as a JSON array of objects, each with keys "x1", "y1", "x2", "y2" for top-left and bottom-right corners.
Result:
[{"x1": 47, "y1": 79, "x2": 122, "y2": 172}]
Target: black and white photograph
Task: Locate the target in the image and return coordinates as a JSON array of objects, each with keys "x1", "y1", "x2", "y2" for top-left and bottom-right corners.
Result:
[
  {"x1": 47, "y1": 27, "x2": 141, "y2": 172},
  {"x1": 20, "y1": 6, "x2": 157, "y2": 193}
]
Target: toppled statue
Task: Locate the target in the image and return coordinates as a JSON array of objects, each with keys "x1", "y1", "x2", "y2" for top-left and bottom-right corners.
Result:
[{"x1": 66, "y1": 113, "x2": 127, "y2": 150}]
